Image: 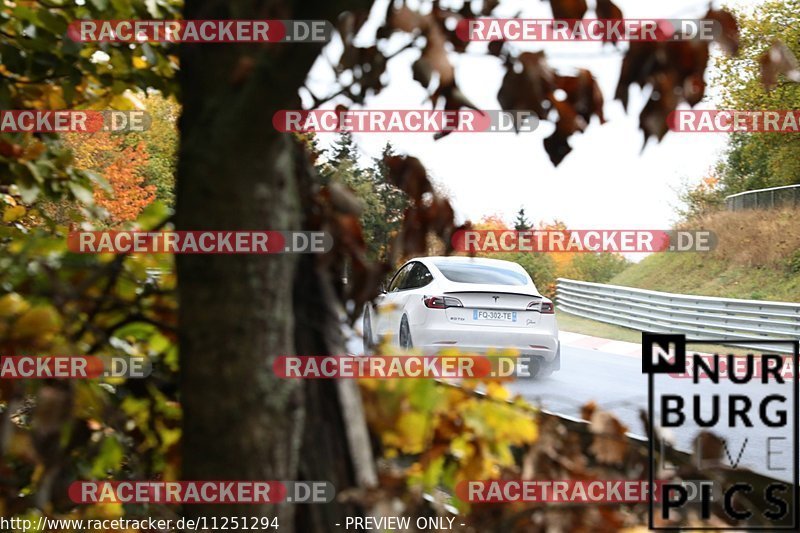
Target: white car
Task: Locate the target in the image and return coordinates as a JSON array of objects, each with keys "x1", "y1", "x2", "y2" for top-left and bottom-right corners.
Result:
[{"x1": 363, "y1": 256, "x2": 560, "y2": 378}]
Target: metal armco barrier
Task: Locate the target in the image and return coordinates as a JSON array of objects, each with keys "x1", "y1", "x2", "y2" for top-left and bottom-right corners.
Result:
[
  {"x1": 725, "y1": 184, "x2": 800, "y2": 211},
  {"x1": 556, "y1": 278, "x2": 800, "y2": 353}
]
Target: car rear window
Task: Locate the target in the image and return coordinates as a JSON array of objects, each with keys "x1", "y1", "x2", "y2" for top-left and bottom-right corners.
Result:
[{"x1": 433, "y1": 262, "x2": 529, "y2": 286}]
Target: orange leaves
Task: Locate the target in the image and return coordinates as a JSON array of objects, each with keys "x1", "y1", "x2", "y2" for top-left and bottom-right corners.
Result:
[{"x1": 66, "y1": 133, "x2": 155, "y2": 223}]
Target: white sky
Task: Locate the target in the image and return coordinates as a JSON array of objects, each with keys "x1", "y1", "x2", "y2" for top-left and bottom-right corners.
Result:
[{"x1": 304, "y1": 0, "x2": 763, "y2": 229}]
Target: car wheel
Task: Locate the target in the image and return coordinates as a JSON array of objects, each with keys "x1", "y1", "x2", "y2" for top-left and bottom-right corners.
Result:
[
  {"x1": 535, "y1": 360, "x2": 554, "y2": 379},
  {"x1": 363, "y1": 310, "x2": 375, "y2": 355},
  {"x1": 527, "y1": 356, "x2": 553, "y2": 380},
  {"x1": 399, "y1": 316, "x2": 413, "y2": 350}
]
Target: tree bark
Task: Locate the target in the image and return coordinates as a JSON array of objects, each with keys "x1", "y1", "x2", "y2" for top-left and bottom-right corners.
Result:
[{"x1": 176, "y1": 1, "x2": 371, "y2": 529}]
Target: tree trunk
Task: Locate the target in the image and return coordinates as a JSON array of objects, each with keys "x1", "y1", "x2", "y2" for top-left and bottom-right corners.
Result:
[{"x1": 176, "y1": 1, "x2": 371, "y2": 529}]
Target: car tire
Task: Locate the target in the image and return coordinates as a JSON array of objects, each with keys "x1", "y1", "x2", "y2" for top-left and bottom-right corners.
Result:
[
  {"x1": 363, "y1": 310, "x2": 375, "y2": 355},
  {"x1": 536, "y1": 361, "x2": 554, "y2": 379},
  {"x1": 527, "y1": 356, "x2": 554, "y2": 380},
  {"x1": 399, "y1": 316, "x2": 413, "y2": 350}
]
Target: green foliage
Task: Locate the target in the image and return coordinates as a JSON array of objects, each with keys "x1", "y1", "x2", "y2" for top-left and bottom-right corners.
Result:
[
  {"x1": 677, "y1": 174, "x2": 725, "y2": 220},
  {"x1": 712, "y1": 0, "x2": 800, "y2": 194},
  {"x1": 562, "y1": 252, "x2": 630, "y2": 284},
  {"x1": 0, "y1": 201, "x2": 178, "y2": 518},
  {"x1": 788, "y1": 249, "x2": 800, "y2": 274},
  {"x1": 319, "y1": 135, "x2": 409, "y2": 264},
  {"x1": 126, "y1": 91, "x2": 179, "y2": 205},
  {"x1": 361, "y1": 369, "x2": 537, "y2": 513},
  {"x1": 0, "y1": 0, "x2": 180, "y2": 206}
]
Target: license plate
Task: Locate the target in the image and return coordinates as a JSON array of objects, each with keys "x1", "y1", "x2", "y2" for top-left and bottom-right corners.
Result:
[{"x1": 473, "y1": 310, "x2": 517, "y2": 322}]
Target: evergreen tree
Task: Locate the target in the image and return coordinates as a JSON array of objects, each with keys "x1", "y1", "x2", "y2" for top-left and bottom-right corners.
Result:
[{"x1": 514, "y1": 207, "x2": 532, "y2": 231}]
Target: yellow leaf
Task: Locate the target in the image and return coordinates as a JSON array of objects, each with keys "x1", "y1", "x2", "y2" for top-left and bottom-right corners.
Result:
[
  {"x1": 0, "y1": 293, "x2": 30, "y2": 318},
  {"x1": 132, "y1": 56, "x2": 148, "y2": 69},
  {"x1": 3, "y1": 205, "x2": 26, "y2": 222},
  {"x1": 11, "y1": 306, "x2": 61, "y2": 339},
  {"x1": 485, "y1": 381, "x2": 510, "y2": 401}
]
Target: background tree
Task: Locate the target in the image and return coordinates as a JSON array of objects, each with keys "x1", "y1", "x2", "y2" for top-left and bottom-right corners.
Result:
[
  {"x1": 132, "y1": 91, "x2": 179, "y2": 205},
  {"x1": 67, "y1": 133, "x2": 156, "y2": 223},
  {"x1": 318, "y1": 134, "x2": 409, "y2": 263},
  {"x1": 513, "y1": 207, "x2": 531, "y2": 231},
  {"x1": 711, "y1": 0, "x2": 800, "y2": 195}
]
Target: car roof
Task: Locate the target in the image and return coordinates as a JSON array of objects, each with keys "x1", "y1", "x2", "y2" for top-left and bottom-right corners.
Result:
[{"x1": 409, "y1": 255, "x2": 527, "y2": 272}]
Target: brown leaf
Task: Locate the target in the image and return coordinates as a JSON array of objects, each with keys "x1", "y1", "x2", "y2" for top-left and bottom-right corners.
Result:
[
  {"x1": 760, "y1": 39, "x2": 800, "y2": 90},
  {"x1": 386, "y1": 4, "x2": 425, "y2": 33},
  {"x1": 703, "y1": 8, "x2": 739, "y2": 56},
  {"x1": 419, "y1": 23, "x2": 455, "y2": 88},
  {"x1": 337, "y1": 10, "x2": 370, "y2": 45},
  {"x1": 543, "y1": 130, "x2": 572, "y2": 166},
  {"x1": 556, "y1": 69, "x2": 605, "y2": 123},
  {"x1": 580, "y1": 401, "x2": 597, "y2": 422},
  {"x1": 498, "y1": 51, "x2": 556, "y2": 120},
  {"x1": 683, "y1": 73, "x2": 706, "y2": 106},
  {"x1": 595, "y1": 0, "x2": 622, "y2": 20},
  {"x1": 481, "y1": 0, "x2": 500, "y2": 16},
  {"x1": 0, "y1": 140, "x2": 23, "y2": 159},
  {"x1": 588, "y1": 410, "x2": 629, "y2": 465},
  {"x1": 693, "y1": 431, "x2": 725, "y2": 465},
  {"x1": 595, "y1": 0, "x2": 623, "y2": 43},
  {"x1": 339, "y1": 46, "x2": 387, "y2": 99},
  {"x1": 432, "y1": 83, "x2": 481, "y2": 139},
  {"x1": 383, "y1": 155, "x2": 433, "y2": 204},
  {"x1": 488, "y1": 39, "x2": 505, "y2": 57},
  {"x1": 615, "y1": 41, "x2": 660, "y2": 110},
  {"x1": 639, "y1": 72, "x2": 680, "y2": 144},
  {"x1": 412, "y1": 57, "x2": 433, "y2": 88},
  {"x1": 551, "y1": 99, "x2": 586, "y2": 136},
  {"x1": 546, "y1": 0, "x2": 588, "y2": 19}
]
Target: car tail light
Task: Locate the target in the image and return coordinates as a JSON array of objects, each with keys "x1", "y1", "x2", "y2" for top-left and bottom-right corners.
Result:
[
  {"x1": 423, "y1": 296, "x2": 463, "y2": 309},
  {"x1": 540, "y1": 300, "x2": 554, "y2": 314}
]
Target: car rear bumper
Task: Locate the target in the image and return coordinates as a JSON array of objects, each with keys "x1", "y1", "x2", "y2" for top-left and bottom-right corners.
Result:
[{"x1": 415, "y1": 325, "x2": 559, "y2": 362}]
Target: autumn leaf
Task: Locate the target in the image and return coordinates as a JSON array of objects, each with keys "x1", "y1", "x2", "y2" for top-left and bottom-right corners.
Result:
[
  {"x1": 546, "y1": 0, "x2": 588, "y2": 19},
  {"x1": 759, "y1": 39, "x2": 800, "y2": 90}
]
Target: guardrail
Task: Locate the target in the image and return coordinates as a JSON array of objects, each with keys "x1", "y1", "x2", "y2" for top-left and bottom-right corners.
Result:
[
  {"x1": 556, "y1": 278, "x2": 800, "y2": 353},
  {"x1": 725, "y1": 184, "x2": 800, "y2": 211}
]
